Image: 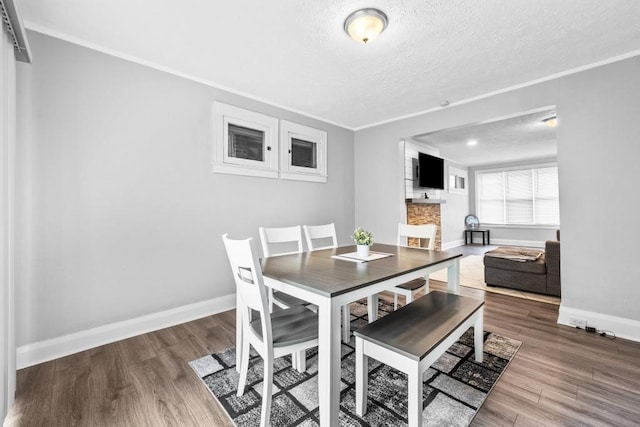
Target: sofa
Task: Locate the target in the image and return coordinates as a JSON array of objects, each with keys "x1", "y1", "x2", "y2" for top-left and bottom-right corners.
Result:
[{"x1": 483, "y1": 239, "x2": 561, "y2": 297}]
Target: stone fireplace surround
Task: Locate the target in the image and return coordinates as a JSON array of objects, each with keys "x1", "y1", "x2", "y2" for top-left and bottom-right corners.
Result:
[{"x1": 406, "y1": 200, "x2": 443, "y2": 250}]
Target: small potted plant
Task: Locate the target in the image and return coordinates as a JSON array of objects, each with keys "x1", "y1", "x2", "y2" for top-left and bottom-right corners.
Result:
[{"x1": 352, "y1": 227, "x2": 373, "y2": 258}]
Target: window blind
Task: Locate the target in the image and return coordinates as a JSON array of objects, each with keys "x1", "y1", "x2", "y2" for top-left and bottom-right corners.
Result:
[{"x1": 477, "y1": 166, "x2": 559, "y2": 226}]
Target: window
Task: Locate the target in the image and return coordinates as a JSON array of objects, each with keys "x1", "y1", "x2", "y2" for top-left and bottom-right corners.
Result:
[
  {"x1": 212, "y1": 101, "x2": 279, "y2": 178},
  {"x1": 448, "y1": 165, "x2": 468, "y2": 194},
  {"x1": 227, "y1": 124, "x2": 264, "y2": 162},
  {"x1": 280, "y1": 120, "x2": 327, "y2": 182},
  {"x1": 476, "y1": 165, "x2": 559, "y2": 226}
]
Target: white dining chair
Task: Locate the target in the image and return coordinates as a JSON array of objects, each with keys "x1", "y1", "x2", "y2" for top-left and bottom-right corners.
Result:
[
  {"x1": 258, "y1": 225, "x2": 313, "y2": 310},
  {"x1": 303, "y1": 223, "x2": 338, "y2": 251},
  {"x1": 391, "y1": 223, "x2": 438, "y2": 309},
  {"x1": 222, "y1": 234, "x2": 318, "y2": 427},
  {"x1": 303, "y1": 223, "x2": 352, "y2": 343}
]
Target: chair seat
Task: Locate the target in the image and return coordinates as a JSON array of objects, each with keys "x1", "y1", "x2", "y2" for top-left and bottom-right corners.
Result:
[
  {"x1": 396, "y1": 278, "x2": 426, "y2": 291},
  {"x1": 273, "y1": 290, "x2": 309, "y2": 307},
  {"x1": 250, "y1": 305, "x2": 318, "y2": 347}
]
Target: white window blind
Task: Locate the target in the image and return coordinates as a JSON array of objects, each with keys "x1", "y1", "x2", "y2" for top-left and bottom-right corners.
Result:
[{"x1": 477, "y1": 166, "x2": 559, "y2": 226}]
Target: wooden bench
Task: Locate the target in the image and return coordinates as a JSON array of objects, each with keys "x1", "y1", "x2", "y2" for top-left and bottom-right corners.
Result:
[{"x1": 354, "y1": 291, "x2": 484, "y2": 427}]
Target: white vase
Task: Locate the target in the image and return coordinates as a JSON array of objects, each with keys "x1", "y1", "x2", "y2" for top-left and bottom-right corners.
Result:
[{"x1": 357, "y1": 244, "x2": 370, "y2": 258}]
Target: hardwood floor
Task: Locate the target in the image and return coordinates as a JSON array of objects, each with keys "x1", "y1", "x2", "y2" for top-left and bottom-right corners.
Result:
[{"x1": 6, "y1": 282, "x2": 640, "y2": 426}]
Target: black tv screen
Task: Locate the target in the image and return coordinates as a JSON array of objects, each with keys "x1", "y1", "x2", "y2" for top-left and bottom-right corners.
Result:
[{"x1": 418, "y1": 152, "x2": 445, "y2": 189}]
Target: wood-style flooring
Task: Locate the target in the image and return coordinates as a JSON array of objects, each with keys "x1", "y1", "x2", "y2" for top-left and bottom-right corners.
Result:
[{"x1": 6, "y1": 272, "x2": 640, "y2": 426}]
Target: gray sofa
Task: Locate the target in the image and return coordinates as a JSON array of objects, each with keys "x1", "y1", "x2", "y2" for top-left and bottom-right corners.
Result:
[{"x1": 483, "y1": 240, "x2": 561, "y2": 297}]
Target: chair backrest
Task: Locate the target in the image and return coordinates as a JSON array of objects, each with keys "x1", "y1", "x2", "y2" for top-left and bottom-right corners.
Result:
[
  {"x1": 303, "y1": 223, "x2": 338, "y2": 251},
  {"x1": 222, "y1": 234, "x2": 272, "y2": 342},
  {"x1": 397, "y1": 223, "x2": 438, "y2": 250},
  {"x1": 259, "y1": 225, "x2": 304, "y2": 257}
]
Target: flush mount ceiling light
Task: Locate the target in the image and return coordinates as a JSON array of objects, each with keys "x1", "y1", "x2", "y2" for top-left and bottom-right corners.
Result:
[
  {"x1": 543, "y1": 116, "x2": 558, "y2": 128},
  {"x1": 467, "y1": 139, "x2": 478, "y2": 146},
  {"x1": 344, "y1": 8, "x2": 388, "y2": 44}
]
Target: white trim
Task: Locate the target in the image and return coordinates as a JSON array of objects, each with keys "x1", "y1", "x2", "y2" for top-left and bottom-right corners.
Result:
[
  {"x1": 489, "y1": 238, "x2": 544, "y2": 248},
  {"x1": 354, "y1": 50, "x2": 640, "y2": 131},
  {"x1": 23, "y1": 22, "x2": 640, "y2": 132},
  {"x1": 442, "y1": 240, "x2": 465, "y2": 250},
  {"x1": 16, "y1": 294, "x2": 236, "y2": 369},
  {"x1": 558, "y1": 305, "x2": 640, "y2": 343},
  {"x1": 212, "y1": 163, "x2": 278, "y2": 179},
  {"x1": 441, "y1": 238, "x2": 544, "y2": 249},
  {"x1": 279, "y1": 172, "x2": 327, "y2": 183}
]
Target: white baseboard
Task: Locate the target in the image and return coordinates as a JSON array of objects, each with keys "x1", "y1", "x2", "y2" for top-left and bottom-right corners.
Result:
[
  {"x1": 441, "y1": 239, "x2": 544, "y2": 250},
  {"x1": 558, "y1": 304, "x2": 640, "y2": 343},
  {"x1": 442, "y1": 240, "x2": 465, "y2": 250},
  {"x1": 490, "y1": 239, "x2": 545, "y2": 248},
  {"x1": 16, "y1": 294, "x2": 236, "y2": 369}
]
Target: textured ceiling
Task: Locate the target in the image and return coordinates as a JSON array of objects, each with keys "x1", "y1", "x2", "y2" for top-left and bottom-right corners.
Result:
[
  {"x1": 415, "y1": 110, "x2": 557, "y2": 166},
  {"x1": 19, "y1": 0, "x2": 640, "y2": 129}
]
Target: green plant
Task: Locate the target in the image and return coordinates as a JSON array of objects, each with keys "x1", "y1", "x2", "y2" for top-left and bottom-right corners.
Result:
[{"x1": 352, "y1": 227, "x2": 373, "y2": 246}]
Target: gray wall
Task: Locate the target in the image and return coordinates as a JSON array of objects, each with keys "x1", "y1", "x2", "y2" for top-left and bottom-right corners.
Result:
[
  {"x1": 441, "y1": 160, "x2": 469, "y2": 247},
  {"x1": 355, "y1": 56, "x2": 640, "y2": 323},
  {"x1": 1, "y1": 26, "x2": 18, "y2": 420},
  {"x1": 15, "y1": 33, "x2": 355, "y2": 346}
]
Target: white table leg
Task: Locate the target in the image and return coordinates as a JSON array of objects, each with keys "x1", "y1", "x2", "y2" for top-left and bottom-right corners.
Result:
[
  {"x1": 317, "y1": 298, "x2": 341, "y2": 427},
  {"x1": 474, "y1": 307, "x2": 484, "y2": 363},
  {"x1": 447, "y1": 259, "x2": 460, "y2": 294},
  {"x1": 367, "y1": 294, "x2": 378, "y2": 322},
  {"x1": 342, "y1": 303, "x2": 351, "y2": 343}
]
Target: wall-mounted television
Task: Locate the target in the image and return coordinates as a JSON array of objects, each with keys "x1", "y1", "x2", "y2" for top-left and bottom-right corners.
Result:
[{"x1": 418, "y1": 152, "x2": 445, "y2": 189}]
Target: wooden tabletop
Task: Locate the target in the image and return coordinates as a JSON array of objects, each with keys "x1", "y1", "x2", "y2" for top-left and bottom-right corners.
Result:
[{"x1": 261, "y1": 243, "x2": 462, "y2": 298}]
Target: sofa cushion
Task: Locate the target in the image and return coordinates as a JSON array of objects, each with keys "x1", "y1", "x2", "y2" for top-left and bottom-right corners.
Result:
[{"x1": 484, "y1": 247, "x2": 547, "y2": 275}]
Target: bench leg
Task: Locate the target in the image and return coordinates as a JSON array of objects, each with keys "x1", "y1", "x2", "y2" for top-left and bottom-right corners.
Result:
[
  {"x1": 355, "y1": 338, "x2": 368, "y2": 416},
  {"x1": 407, "y1": 363, "x2": 423, "y2": 427},
  {"x1": 474, "y1": 307, "x2": 484, "y2": 363}
]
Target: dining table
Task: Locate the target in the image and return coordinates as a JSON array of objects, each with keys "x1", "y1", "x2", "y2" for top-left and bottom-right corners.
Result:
[{"x1": 260, "y1": 243, "x2": 462, "y2": 427}]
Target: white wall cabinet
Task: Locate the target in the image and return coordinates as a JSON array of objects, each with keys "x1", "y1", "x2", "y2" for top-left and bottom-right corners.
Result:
[
  {"x1": 280, "y1": 120, "x2": 327, "y2": 183},
  {"x1": 212, "y1": 102, "x2": 279, "y2": 179},
  {"x1": 212, "y1": 104, "x2": 328, "y2": 182}
]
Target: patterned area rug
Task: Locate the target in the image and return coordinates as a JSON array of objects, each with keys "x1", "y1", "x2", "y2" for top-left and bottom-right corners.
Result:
[{"x1": 190, "y1": 299, "x2": 521, "y2": 427}]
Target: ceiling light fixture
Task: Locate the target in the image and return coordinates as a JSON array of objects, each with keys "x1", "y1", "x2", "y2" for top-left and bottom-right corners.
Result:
[
  {"x1": 467, "y1": 140, "x2": 478, "y2": 146},
  {"x1": 344, "y1": 8, "x2": 388, "y2": 45},
  {"x1": 543, "y1": 116, "x2": 558, "y2": 128}
]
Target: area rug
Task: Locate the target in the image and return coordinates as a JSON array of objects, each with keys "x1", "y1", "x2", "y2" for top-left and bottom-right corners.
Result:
[
  {"x1": 430, "y1": 255, "x2": 560, "y2": 305},
  {"x1": 190, "y1": 299, "x2": 521, "y2": 426}
]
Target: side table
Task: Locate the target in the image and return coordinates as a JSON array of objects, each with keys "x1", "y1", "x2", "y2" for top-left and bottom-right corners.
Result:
[{"x1": 465, "y1": 229, "x2": 490, "y2": 245}]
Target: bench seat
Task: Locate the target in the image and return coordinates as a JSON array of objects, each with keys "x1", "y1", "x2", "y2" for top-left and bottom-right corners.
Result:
[{"x1": 354, "y1": 291, "x2": 484, "y2": 427}]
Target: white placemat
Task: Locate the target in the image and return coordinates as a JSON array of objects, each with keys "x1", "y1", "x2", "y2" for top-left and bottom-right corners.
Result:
[{"x1": 331, "y1": 251, "x2": 394, "y2": 263}]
